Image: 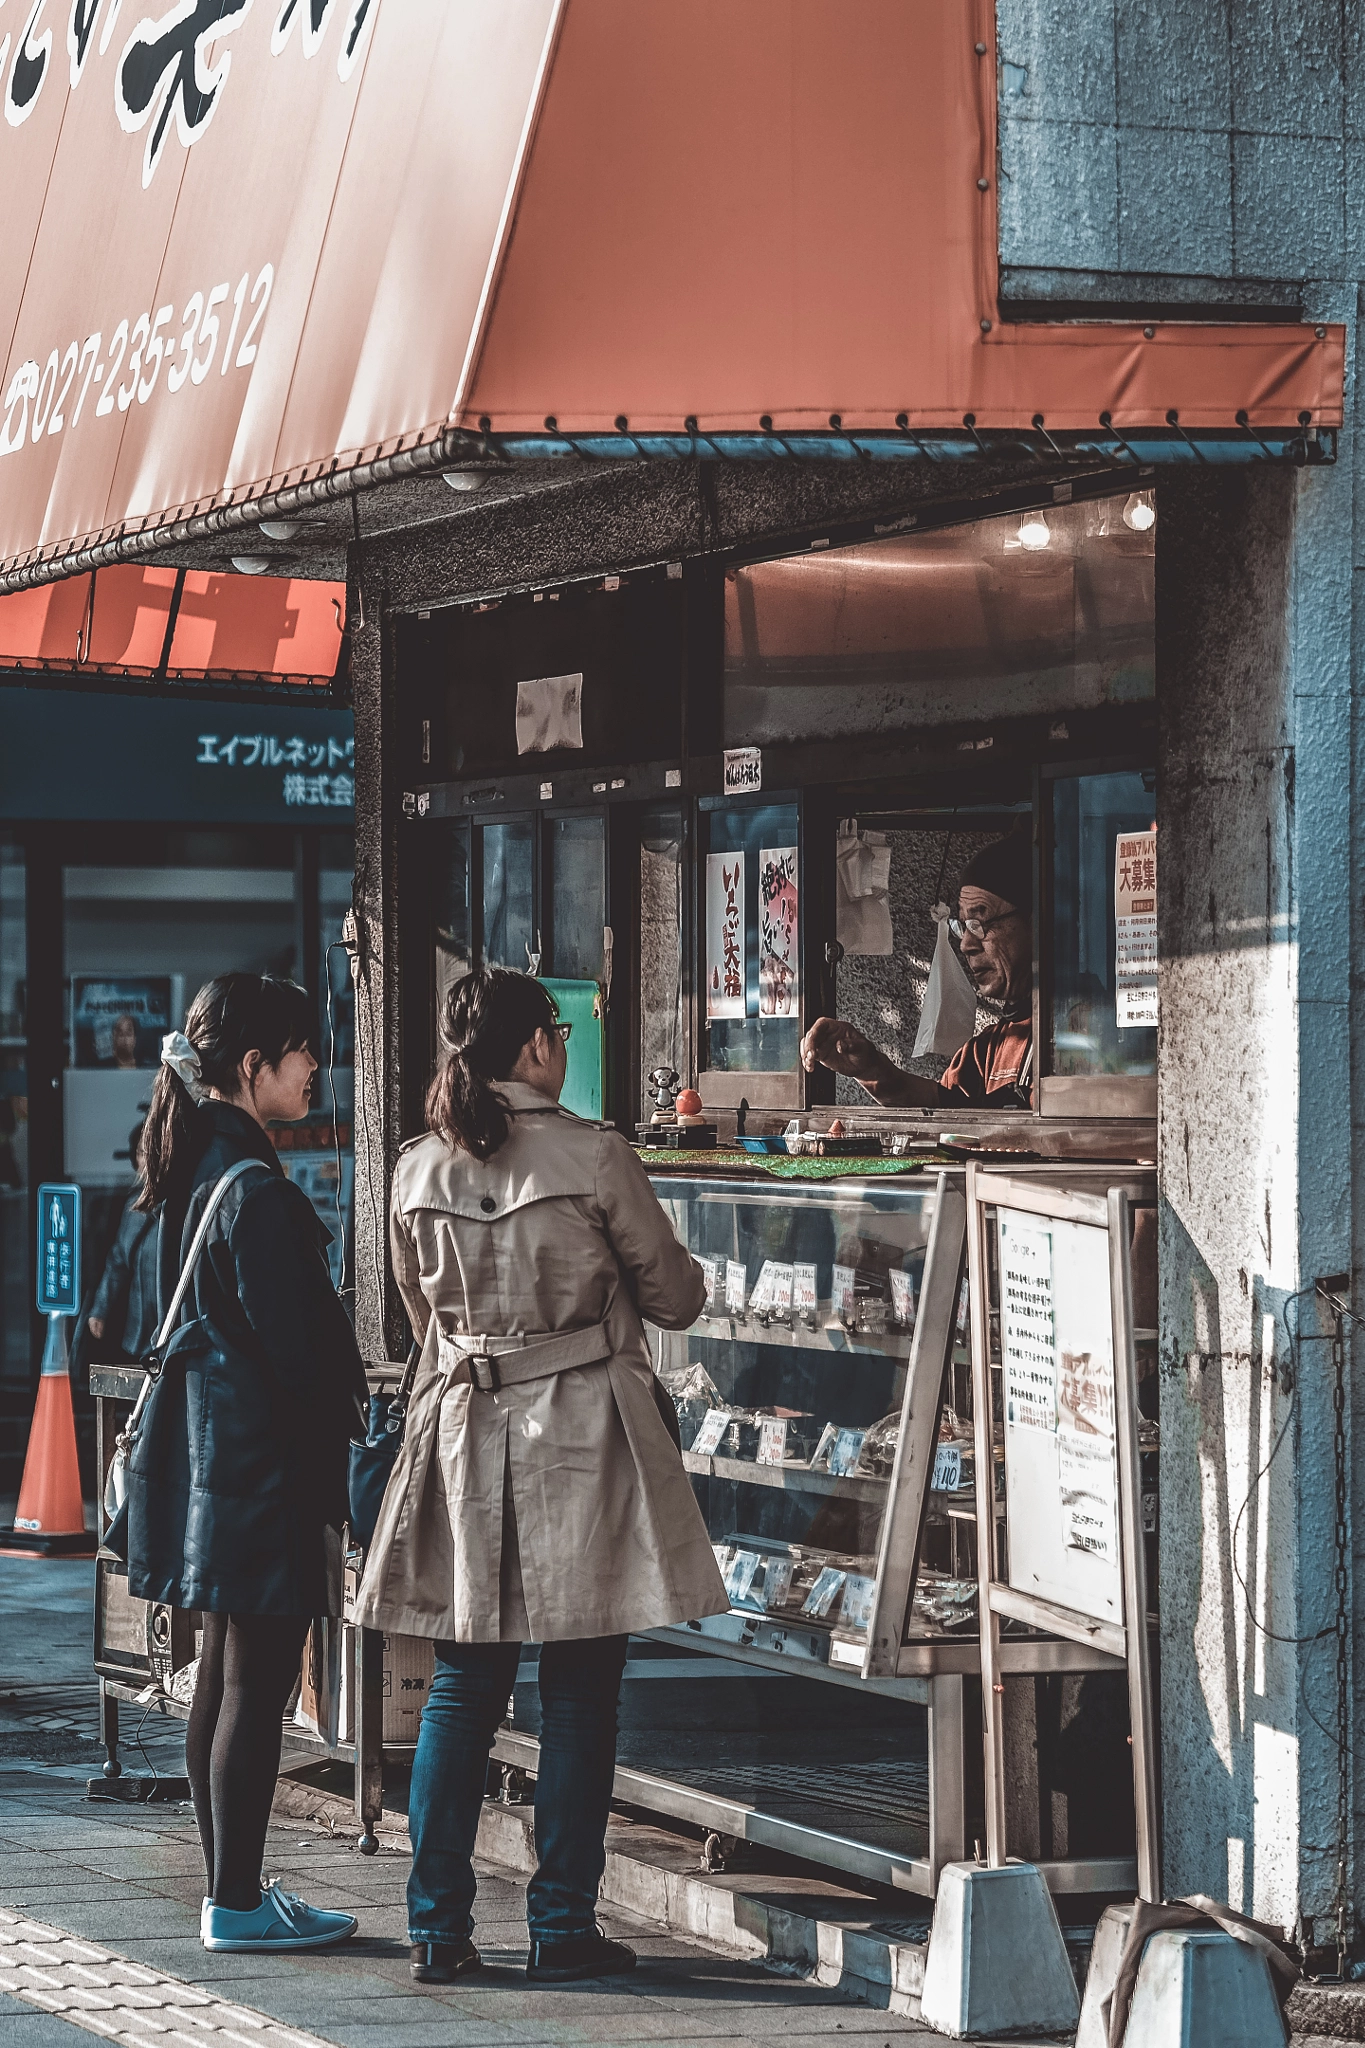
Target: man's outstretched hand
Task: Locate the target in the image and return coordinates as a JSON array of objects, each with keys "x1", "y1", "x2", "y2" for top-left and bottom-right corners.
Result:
[{"x1": 800, "y1": 1016, "x2": 938, "y2": 1108}]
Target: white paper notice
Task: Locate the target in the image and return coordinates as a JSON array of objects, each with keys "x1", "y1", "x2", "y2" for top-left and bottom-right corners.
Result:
[
  {"x1": 725, "y1": 1260, "x2": 747, "y2": 1314},
  {"x1": 932, "y1": 1444, "x2": 962, "y2": 1493},
  {"x1": 515, "y1": 673, "x2": 583, "y2": 754},
  {"x1": 706, "y1": 852, "x2": 747, "y2": 1018},
  {"x1": 756, "y1": 1417, "x2": 788, "y2": 1465},
  {"x1": 793, "y1": 1263, "x2": 818, "y2": 1316},
  {"x1": 1115, "y1": 828, "x2": 1157, "y2": 1029},
  {"x1": 758, "y1": 846, "x2": 799, "y2": 1016},
  {"x1": 1000, "y1": 1222, "x2": 1057, "y2": 1431},
  {"x1": 691, "y1": 1409, "x2": 731, "y2": 1457},
  {"x1": 1058, "y1": 1431, "x2": 1119, "y2": 1564}
]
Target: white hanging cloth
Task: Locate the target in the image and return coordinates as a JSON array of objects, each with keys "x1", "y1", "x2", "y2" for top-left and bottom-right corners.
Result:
[
  {"x1": 913, "y1": 901, "x2": 978, "y2": 1057},
  {"x1": 835, "y1": 818, "x2": 893, "y2": 956}
]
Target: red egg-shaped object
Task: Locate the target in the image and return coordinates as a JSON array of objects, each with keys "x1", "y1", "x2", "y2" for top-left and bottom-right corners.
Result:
[{"x1": 675, "y1": 1088, "x2": 703, "y2": 1116}]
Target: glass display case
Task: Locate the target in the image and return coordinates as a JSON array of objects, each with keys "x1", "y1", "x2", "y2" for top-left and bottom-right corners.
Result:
[{"x1": 647, "y1": 1168, "x2": 973, "y2": 1680}]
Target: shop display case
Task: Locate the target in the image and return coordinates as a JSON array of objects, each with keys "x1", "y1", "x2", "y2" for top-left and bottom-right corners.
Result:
[{"x1": 646, "y1": 1168, "x2": 974, "y2": 1680}]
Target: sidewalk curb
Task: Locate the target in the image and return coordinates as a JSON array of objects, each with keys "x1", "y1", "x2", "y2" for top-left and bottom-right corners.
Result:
[{"x1": 271, "y1": 1776, "x2": 927, "y2": 2015}]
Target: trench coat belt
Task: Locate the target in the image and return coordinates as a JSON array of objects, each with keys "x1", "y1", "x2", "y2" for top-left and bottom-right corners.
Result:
[{"x1": 435, "y1": 1320, "x2": 613, "y2": 1394}]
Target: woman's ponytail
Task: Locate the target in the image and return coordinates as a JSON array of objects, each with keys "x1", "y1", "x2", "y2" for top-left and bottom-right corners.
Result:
[
  {"x1": 136, "y1": 1064, "x2": 200, "y2": 1212},
  {"x1": 426, "y1": 968, "x2": 558, "y2": 1161}
]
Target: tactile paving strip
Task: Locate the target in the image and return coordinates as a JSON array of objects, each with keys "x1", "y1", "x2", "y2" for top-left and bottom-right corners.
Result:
[{"x1": 0, "y1": 1911, "x2": 332, "y2": 2048}]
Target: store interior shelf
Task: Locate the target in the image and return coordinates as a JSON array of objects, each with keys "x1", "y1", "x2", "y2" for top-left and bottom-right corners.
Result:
[
  {"x1": 685, "y1": 1315, "x2": 914, "y2": 1359},
  {"x1": 681, "y1": 1447, "x2": 889, "y2": 1502}
]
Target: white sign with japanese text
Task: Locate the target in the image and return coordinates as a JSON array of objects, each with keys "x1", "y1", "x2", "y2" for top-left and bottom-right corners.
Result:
[
  {"x1": 1114, "y1": 828, "x2": 1157, "y2": 1029},
  {"x1": 706, "y1": 852, "x2": 747, "y2": 1018}
]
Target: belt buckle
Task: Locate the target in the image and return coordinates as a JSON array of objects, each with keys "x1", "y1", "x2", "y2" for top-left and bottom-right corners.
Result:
[{"x1": 468, "y1": 1351, "x2": 500, "y2": 1394}]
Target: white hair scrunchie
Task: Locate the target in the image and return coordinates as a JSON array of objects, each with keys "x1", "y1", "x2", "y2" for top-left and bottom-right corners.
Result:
[{"x1": 161, "y1": 1030, "x2": 208, "y2": 1103}]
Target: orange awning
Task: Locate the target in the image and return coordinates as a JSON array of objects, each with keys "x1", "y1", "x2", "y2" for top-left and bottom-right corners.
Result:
[
  {"x1": 0, "y1": 0, "x2": 1342, "y2": 590},
  {"x1": 0, "y1": 568, "x2": 343, "y2": 681}
]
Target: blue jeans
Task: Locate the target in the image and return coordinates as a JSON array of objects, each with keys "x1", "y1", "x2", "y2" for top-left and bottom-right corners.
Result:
[{"x1": 406, "y1": 1634, "x2": 629, "y2": 1946}]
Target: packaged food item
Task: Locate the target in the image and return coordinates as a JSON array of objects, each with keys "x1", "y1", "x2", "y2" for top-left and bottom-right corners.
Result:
[
  {"x1": 910, "y1": 1570, "x2": 979, "y2": 1635},
  {"x1": 658, "y1": 1360, "x2": 722, "y2": 1440}
]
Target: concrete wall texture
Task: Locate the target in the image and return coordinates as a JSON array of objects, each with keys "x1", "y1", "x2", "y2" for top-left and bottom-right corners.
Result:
[{"x1": 997, "y1": 0, "x2": 1363, "y2": 1940}]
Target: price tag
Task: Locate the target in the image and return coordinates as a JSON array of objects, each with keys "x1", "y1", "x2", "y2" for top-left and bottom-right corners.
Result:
[
  {"x1": 828, "y1": 1427, "x2": 867, "y2": 1478},
  {"x1": 761, "y1": 1556, "x2": 794, "y2": 1609},
  {"x1": 770, "y1": 1263, "x2": 794, "y2": 1314},
  {"x1": 932, "y1": 1443, "x2": 962, "y2": 1492},
  {"x1": 802, "y1": 1566, "x2": 847, "y2": 1618},
  {"x1": 831, "y1": 1264, "x2": 855, "y2": 1319},
  {"x1": 725, "y1": 1260, "x2": 747, "y2": 1314},
  {"x1": 756, "y1": 1417, "x2": 787, "y2": 1465},
  {"x1": 699, "y1": 1257, "x2": 721, "y2": 1313},
  {"x1": 841, "y1": 1573, "x2": 877, "y2": 1630},
  {"x1": 724, "y1": 1548, "x2": 762, "y2": 1603},
  {"x1": 890, "y1": 1268, "x2": 916, "y2": 1327},
  {"x1": 750, "y1": 1260, "x2": 775, "y2": 1312},
  {"x1": 691, "y1": 1409, "x2": 731, "y2": 1457},
  {"x1": 793, "y1": 1263, "x2": 818, "y2": 1315}
]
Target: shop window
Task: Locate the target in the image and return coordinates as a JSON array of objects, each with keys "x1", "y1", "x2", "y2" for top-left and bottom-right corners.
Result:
[
  {"x1": 1049, "y1": 771, "x2": 1157, "y2": 1080},
  {"x1": 724, "y1": 493, "x2": 1154, "y2": 745},
  {"x1": 704, "y1": 801, "x2": 800, "y2": 1076},
  {"x1": 432, "y1": 820, "x2": 472, "y2": 1016},
  {"x1": 0, "y1": 841, "x2": 26, "y2": 1388},
  {"x1": 548, "y1": 813, "x2": 605, "y2": 982},
  {"x1": 480, "y1": 819, "x2": 534, "y2": 970}
]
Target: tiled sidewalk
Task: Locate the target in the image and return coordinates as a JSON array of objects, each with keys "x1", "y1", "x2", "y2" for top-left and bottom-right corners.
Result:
[{"x1": 0, "y1": 1557, "x2": 949, "y2": 2048}]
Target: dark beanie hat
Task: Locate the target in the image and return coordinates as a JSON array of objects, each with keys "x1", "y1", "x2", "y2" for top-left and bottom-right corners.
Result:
[{"x1": 959, "y1": 821, "x2": 1033, "y2": 912}]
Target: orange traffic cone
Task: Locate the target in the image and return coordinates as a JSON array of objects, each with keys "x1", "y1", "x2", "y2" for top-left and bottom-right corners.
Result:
[{"x1": 0, "y1": 1316, "x2": 94, "y2": 1558}]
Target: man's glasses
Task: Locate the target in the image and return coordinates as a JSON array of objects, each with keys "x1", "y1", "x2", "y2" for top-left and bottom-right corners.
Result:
[
  {"x1": 553, "y1": 1021, "x2": 573, "y2": 1044},
  {"x1": 948, "y1": 910, "x2": 1019, "y2": 941}
]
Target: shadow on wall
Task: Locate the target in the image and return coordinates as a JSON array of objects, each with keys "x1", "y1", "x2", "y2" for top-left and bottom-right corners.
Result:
[{"x1": 1158, "y1": 1198, "x2": 1330, "y2": 1916}]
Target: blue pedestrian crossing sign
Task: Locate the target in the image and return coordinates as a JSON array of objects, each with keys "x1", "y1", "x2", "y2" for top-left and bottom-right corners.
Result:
[{"x1": 36, "y1": 1184, "x2": 81, "y2": 1315}]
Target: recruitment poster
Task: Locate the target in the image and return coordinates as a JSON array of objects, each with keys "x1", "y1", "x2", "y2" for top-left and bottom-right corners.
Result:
[{"x1": 1114, "y1": 828, "x2": 1158, "y2": 1029}]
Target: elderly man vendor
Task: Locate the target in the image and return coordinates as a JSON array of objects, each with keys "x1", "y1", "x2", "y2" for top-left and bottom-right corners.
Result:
[{"x1": 801, "y1": 823, "x2": 1034, "y2": 1110}]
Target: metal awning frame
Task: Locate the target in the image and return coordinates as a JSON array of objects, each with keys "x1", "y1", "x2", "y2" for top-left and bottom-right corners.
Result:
[{"x1": 0, "y1": 418, "x2": 1333, "y2": 599}]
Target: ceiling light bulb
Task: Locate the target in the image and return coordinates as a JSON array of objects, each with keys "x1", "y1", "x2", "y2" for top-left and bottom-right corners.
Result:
[
  {"x1": 1017, "y1": 512, "x2": 1051, "y2": 551},
  {"x1": 442, "y1": 469, "x2": 487, "y2": 492},
  {"x1": 1122, "y1": 490, "x2": 1156, "y2": 532},
  {"x1": 258, "y1": 519, "x2": 302, "y2": 540},
  {"x1": 229, "y1": 555, "x2": 273, "y2": 575}
]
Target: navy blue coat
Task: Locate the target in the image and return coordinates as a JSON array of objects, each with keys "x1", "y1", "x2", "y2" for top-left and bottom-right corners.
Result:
[{"x1": 127, "y1": 1101, "x2": 367, "y2": 1616}]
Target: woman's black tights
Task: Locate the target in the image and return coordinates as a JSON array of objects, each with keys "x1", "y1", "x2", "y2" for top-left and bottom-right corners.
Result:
[{"x1": 186, "y1": 1612, "x2": 311, "y2": 1910}]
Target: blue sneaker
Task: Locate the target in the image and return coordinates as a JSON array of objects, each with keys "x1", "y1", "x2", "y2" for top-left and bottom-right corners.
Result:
[{"x1": 202, "y1": 1882, "x2": 357, "y2": 1952}]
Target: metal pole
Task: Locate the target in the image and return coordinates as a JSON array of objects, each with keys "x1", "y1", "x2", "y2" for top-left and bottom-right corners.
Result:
[
  {"x1": 966, "y1": 1163, "x2": 1007, "y2": 1867},
  {"x1": 1108, "y1": 1187, "x2": 1161, "y2": 1902}
]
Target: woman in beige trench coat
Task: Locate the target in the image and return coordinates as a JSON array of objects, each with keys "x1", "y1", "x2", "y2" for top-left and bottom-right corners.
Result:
[{"x1": 354, "y1": 967, "x2": 726, "y2": 1987}]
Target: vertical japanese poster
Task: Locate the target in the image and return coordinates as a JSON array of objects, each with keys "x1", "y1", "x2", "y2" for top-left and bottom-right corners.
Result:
[
  {"x1": 758, "y1": 846, "x2": 799, "y2": 1016},
  {"x1": 1114, "y1": 829, "x2": 1158, "y2": 1029},
  {"x1": 706, "y1": 853, "x2": 747, "y2": 1018},
  {"x1": 998, "y1": 1210, "x2": 1123, "y2": 1626}
]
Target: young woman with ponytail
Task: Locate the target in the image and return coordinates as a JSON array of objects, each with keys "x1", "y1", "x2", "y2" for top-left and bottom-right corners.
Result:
[
  {"x1": 127, "y1": 973, "x2": 367, "y2": 1954},
  {"x1": 354, "y1": 966, "x2": 727, "y2": 1986}
]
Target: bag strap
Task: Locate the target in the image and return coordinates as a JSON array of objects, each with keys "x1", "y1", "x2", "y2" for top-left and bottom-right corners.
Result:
[{"x1": 151, "y1": 1158, "x2": 273, "y2": 1357}]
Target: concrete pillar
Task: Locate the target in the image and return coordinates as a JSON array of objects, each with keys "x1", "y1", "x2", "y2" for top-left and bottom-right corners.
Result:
[
  {"x1": 348, "y1": 564, "x2": 407, "y2": 1365},
  {"x1": 1156, "y1": 459, "x2": 1352, "y2": 1944}
]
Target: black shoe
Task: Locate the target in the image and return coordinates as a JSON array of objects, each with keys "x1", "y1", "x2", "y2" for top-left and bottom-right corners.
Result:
[
  {"x1": 526, "y1": 1932, "x2": 637, "y2": 1983},
  {"x1": 411, "y1": 1939, "x2": 483, "y2": 1982}
]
